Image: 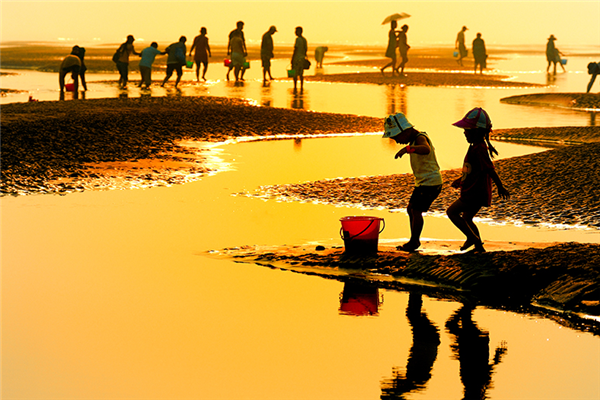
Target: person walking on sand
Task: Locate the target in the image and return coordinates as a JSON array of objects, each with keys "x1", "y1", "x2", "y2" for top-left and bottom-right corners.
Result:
[
  {"x1": 227, "y1": 21, "x2": 247, "y2": 81},
  {"x1": 396, "y1": 24, "x2": 410, "y2": 76},
  {"x1": 261, "y1": 25, "x2": 277, "y2": 82},
  {"x1": 230, "y1": 30, "x2": 248, "y2": 82},
  {"x1": 446, "y1": 108, "x2": 510, "y2": 253},
  {"x1": 138, "y1": 42, "x2": 165, "y2": 89},
  {"x1": 382, "y1": 112, "x2": 443, "y2": 252},
  {"x1": 59, "y1": 45, "x2": 81, "y2": 93},
  {"x1": 472, "y1": 33, "x2": 487, "y2": 74},
  {"x1": 162, "y1": 36, "x2": 187, "y2": 88},
  {"x1": 546, "y1": 35, "x2": 559, "y2": 74},
  {"x1": 190, "y1": 27, "x2": 211, "y2": 81},
  {"x1": 115, "y1": 35, "x2": 140, "y2": 89},
  {"x1": 586, "y1": 61, "x2": 600, "y2": 93},
  {"x1": 381, "y1": 20, "x2": 399, "y2": 76},
  {"x1": 291, "y1": 26, "x2": 308, "y2": 91},
  {"x1": 554, "y1": 47, "x2": 567, "y2": 73},
  {"x1": 455, "y1": 26, "x2": 468, "y2": 66}
]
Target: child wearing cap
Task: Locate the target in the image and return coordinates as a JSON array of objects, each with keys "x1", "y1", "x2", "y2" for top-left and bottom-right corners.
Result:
[
  {"x1": 383, "y1": 113, "x2": 443, "y2": 252},
  {"x1": 447, "y1": 107, "x2": 510, "y2": 252}
]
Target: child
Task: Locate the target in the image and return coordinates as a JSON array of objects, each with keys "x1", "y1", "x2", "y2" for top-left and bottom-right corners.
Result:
[
  {"x1": 383, "y1": 112, "x2": 443, "y2": 252},
  {"x1": 446, "y1": 108, "x2": 510, "y2": 252}
]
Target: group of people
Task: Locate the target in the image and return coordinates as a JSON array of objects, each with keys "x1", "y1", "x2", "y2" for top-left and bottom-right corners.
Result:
[
  {"x1": 383, "y1": 107, "x2": 510, "y2": 253},
  {"x1": 381, "y1": 20, "x2": 410, "y2": 77},
  {"x1": 455, "y1": 26, "x2": 488, "y2": 74}
]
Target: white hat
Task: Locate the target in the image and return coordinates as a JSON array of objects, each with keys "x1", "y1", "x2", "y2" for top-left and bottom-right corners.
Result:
[{"x1": 382, "y1": 112, "x2": 414, "y2": 138}]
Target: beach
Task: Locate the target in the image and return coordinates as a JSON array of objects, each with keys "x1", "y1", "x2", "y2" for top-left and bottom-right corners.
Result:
[{"x1": 2, "y1": 44, "x2": 600, "y2": 321}]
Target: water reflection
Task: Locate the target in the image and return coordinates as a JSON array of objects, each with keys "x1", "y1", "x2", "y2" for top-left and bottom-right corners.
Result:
[
  {"x1": 289, "y1": 88, "x2": 308, "y2": 110},
  {"x1": 381, "y1": 293, "x2": 440, "y2": 399},
  {"x1": 338, "y1": 281, "x2": 381, "y2": 316},
  {"x1": 261, "y1": 81, "x2": 273, "y2": 106},
  {"x1": 445, "y1": 305, "x2": 508, "y2": 399},
  {"x1": 386, "y1": 84, "x2": 407, "y2": 116}
]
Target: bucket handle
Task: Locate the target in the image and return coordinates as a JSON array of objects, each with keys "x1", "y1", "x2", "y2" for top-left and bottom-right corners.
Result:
[{"x1": 339, "y1": 218, "x2": 385, "y2": 241}]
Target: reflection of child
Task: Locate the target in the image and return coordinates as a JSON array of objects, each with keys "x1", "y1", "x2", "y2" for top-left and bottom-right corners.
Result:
[
  {"x1": 383, "y1": 112, "x2": 443, "y2": 252},
  {"x1": 446, "y1": 108, "x2": 510, "y2": 253}
]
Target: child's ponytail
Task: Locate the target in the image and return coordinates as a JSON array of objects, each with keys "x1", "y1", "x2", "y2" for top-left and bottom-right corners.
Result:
[{"x1": 485, "y1": 130, "x2": 499, "y2": 159}]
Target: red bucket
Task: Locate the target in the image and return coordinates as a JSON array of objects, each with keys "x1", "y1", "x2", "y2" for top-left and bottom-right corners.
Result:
[
  {"x1": 65, "y1": 83, "x2": 75, "y2": 92},
  {"x1": 340, "y1": 216, "x2": 385, "y2": 254},
  {"x1": 224, "y1": 58, "x2": 231, "y2": 67}
]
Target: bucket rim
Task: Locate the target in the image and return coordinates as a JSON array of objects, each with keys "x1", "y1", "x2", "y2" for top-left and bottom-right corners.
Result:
[{"x1": 340, "y1": 216, "x2": 384, "y2": 222}]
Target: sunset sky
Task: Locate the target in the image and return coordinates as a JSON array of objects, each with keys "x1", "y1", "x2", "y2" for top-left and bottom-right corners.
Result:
[{"x1": 1, "y1": 0, "x2": 599, "y2": 48}]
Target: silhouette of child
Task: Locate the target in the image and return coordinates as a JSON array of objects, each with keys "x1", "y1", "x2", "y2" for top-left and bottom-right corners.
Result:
[
  {"x1": 446, "y1": 108, "x2": 510, "y2": 253},
  {"x1": 383, "y1": 112, "x2": 443, "y2": 252}
]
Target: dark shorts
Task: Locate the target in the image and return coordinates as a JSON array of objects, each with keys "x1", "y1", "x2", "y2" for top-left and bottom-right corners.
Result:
[
  {"x1": 409, "y1": 184, "x2": 442, "y2": 212},
  {"x1": 261, "y1": 56, "x2": 271, "y2": 68},
  {"x1": 166, "y1": 63, "x2": 183, "y2": 77}
]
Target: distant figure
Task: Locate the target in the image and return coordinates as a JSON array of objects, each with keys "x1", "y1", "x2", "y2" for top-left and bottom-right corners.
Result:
[
  {"x1": 546, "y1": 35, "x2": 559, "y2": 74},
  {"x1": 397, "y1": 24, "x2": 410, "y2": 76},
  {"x1": 447, "y1": 108, "x2": 510, "y2": 253},
  {"x1": 382, "y1": 112, "x2": 443, "y2": 252},
  {"x1": 315, "y1": 46, "x2": 328, "y2": 68},
  {"x1": 59, "y1": 45, "x2": 81, "y2": 93},
  {"x1": 229, "y1": 30, "x2": 248, "y2": 82},
  {"x1": 381, "y1": 20, "x2": 398, "y2": 76},
  {"x1": 261, "y1": 25, "x2": 277, "y2": 82},
  {"x1": 189, "y1": 27, "x2": 211, "y2": 82},
  {"x1": 161, "y1": 36, "x2": 187, "y2": 88},
  {"x1": 472, "y1": 33, "x2": 487, "y2": 74},
  {"x1": 78, "y1": 47, "x2": 88, "y2": 91},
  {"x1": 291, "y1": 26, "x2": 308, "y2": 91},
  {"x1": 115, "y1": 35, "x2": 140, "y2": 89},
  {"x1": 138, "y1": 42, "x2": 165, "y2": 88},
  {"x1": 455, "y1": 26, "x2": 468, "y2": 66},
  {"x1": 227, "y1": 21, "x2": 247, "y2": 81},
  {"x1": 446, "y1": 305, "x2": 508, "y2": 399},
  {"x1": 587, "y1": 62, "x2": 600, "y2": 93},
  {"x1": 554, "y1": 47, "x2": 567, "y2": 73}
]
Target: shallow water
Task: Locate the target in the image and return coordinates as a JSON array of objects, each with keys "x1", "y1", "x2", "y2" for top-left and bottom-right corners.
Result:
[{"x1": 2, "y1": 47, "x2": 600, "y2": 399}]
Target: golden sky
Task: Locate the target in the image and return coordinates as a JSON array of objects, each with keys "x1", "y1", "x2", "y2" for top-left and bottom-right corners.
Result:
[{"x1": 1, "y1": 0, "x2": 599, "y2": 47}]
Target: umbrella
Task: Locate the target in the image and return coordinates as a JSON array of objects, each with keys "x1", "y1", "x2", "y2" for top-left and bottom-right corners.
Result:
[{"x1": 382, "y1": 12, "x2": 411, "y2": 25}]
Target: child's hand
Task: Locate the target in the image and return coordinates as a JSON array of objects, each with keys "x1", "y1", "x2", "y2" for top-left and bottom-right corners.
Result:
[
  {"x1": 394, "y1": 147, "x2": 408, "y2": 159},
  {"x1": 498, "y1": 186, "x2": 510, "y2": 199}
]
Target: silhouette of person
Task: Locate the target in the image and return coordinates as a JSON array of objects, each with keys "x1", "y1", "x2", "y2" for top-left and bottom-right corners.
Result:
[
  {"x1": 445, "y1": 305, "x2": 508, "y2": 399},
  {"x1": 190, "y1": 27, "x2": 211, "y2": 82},
  {"x1": 381, "y1": 20, "x2": 398, "y2": 76},
  {"x1": 397, "y1": 24, "x2": 410, "y2": 76},
  {"x1": 115, "y1": 35, "x2": 140, "y2": 89},
  {"x1": 161, "y1": 36, "x2": 187, "y2": 88},
  {"x1": 587, "y1": 62, "x2": 600, "y2": 93},
  {"x1": 138, "y1": 42, "x2": 165, "y2": 88},
  {"x1": 546, "y1": 35, "x2": 559, "y2": 74},
  {"x1": 229, "y1": 30, "x2": 248, "y2": 82},
  {"x1": 315, "y1": 46, "x2": 328, "y2": 68},
  {"x1": 554, "y1": 47, "x2": 567, "y2": 73},
  {"x1": 78, "y1": 47, "x2": 88, "y2": 91},
  {"x1": 227, "y1": 21, "x2": 247, "y2": 81},
  {"x1": 380, "y1": 293, "x2": 440, "y2": 399},
  {"x1": 291, "y1": 26, "x2": 308, "y2": 91},
  {"x1": 456, "y1": 26, "x2": 468, "y2": 66},
  {"x1": 472, "y1": 33, "x2": 487, "y2": 74},
  {"x1": 383, "y1": 112, "x2": 443, "y2": 253},
  {"x1": 59, "y1": 45, "x2": 81, "y2": 93},
  {"x1": 261, "y1": 25, "x2": 277, "y2": 82}
]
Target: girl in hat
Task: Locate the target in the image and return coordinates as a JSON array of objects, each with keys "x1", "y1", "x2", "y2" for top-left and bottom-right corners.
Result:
[{"x1": 446, "y1": 108, "x2": 510, "y2": 252}]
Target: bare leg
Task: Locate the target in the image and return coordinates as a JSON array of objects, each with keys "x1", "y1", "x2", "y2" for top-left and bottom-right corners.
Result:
[{"x1": 447, "y1": 199, "x2": 485, "y2": 252}]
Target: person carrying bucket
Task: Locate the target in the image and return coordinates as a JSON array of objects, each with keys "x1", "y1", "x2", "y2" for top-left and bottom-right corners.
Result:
[{"x1": 383, "y1": 112, "x2": 443, "y2": 252}]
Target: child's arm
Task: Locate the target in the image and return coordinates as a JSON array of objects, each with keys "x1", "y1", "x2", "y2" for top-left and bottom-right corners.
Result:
[
  {"x1": 394, "y1": 135, "x2": 431, "y2": 159},
  {"x1": 488, "y1": 168, "x2": 510, "y2": 199}
]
